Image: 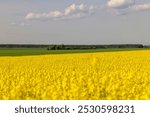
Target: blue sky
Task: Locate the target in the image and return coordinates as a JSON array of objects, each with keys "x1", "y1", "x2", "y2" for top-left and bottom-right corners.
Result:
[{"x1": 0, "y1": 0, "x2": 150, "y2": 45}]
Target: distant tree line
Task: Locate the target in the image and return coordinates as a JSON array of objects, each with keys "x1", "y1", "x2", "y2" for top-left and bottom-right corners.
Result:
[
  {"x1": 0, "y1": 44, "x2": 145, "y2": 50},
  {"x1": 144, "y1": 45, "x2": 150, "y2": 48},
  {"x1": 47, "y1": 44, "x2": 144, "y2": 50},
  {"x1": 0, "y1": 44, "x2": 48, "y2": 48}
]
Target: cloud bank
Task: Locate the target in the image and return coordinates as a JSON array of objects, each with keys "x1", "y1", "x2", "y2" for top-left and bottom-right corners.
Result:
[
  {"x1": 25, "y1": 1, "x2": 150, "y2": 21},
  {"x1": 107, "y1": 0, "x2": 150, "y2": 14},
  {"x1": 131, "y1": 3, "x2": 150, "y2": 11},
  {"x1": 107, "y1": 0, "x2": 134, "y2": 9},
  {"x1": 25, "y1": 4, "x2": 97, "y2": 21}
]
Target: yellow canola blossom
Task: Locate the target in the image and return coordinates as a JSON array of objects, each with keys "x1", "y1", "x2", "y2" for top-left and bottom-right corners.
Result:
[{"x1": 0, "y1": 50, "x2": 150, "y2": 100}]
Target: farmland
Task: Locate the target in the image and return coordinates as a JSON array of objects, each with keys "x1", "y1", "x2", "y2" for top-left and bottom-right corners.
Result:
[
  {"x1": 0, "y1": 50, "x2": 150, "y2": 100},
  {"x1": 0, "y1": 48, "x2": 149, "y2": 56}
]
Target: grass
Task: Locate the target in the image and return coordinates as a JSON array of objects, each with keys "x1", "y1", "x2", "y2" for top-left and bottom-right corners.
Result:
[{"x1": 0, "y1": 48, "x2": 150, "y2": 56}]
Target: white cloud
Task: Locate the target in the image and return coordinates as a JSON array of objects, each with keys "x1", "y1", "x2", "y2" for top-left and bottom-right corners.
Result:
[
  {"x1": 131, "y1": 3, "x2": 150, "y2": 11},
  {"x1": 10, "y1": 22, "x2": 28, "y2": 27},
  {"x1": 107, "y1": 0, "x2": 150, "y2": 15},
  {"x1": 107, "y1": 0, "x2": 135, "y2": 9},
  {"x1": 25, "y1": 4, "x2": 97, "y2": 21}
]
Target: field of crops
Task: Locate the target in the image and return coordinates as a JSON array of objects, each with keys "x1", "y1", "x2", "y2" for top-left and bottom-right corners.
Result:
[
  {"x1": 0, "y1": 50, "x2": 150, "y2": 100},
  {"x1": 0, "y1": 48, "x2": 149, "y2": 56}
]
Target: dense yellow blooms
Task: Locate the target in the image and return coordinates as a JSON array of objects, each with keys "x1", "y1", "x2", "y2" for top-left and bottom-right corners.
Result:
[{"x1": 0, "y1": 50, "x2": 150, "y2": 100}]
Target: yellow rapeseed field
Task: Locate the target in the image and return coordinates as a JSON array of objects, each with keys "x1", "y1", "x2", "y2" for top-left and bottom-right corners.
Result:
[{"x1": 0, "y1": 50, "x2": 150, "y2": 100}]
